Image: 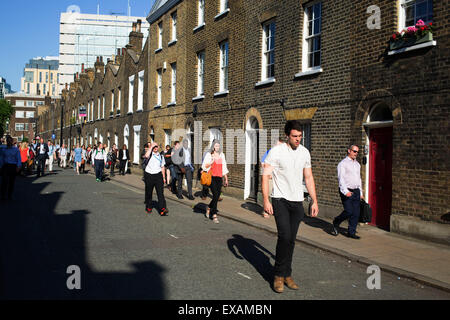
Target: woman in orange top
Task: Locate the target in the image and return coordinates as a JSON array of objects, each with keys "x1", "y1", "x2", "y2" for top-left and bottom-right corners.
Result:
[
  {"x1": 201, "y1": 140, "x2": 229, "y2": 223},
  {"x1": 19, "y1": 142, "x2": 29, "y2": 175}
]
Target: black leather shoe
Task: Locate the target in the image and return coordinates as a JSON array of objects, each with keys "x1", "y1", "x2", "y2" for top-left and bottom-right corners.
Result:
[
  {"x1": 177, "y1": 194, "x2": 184, "y2": 200},
  {"x1": 346, "y1": 233, "x2": 360, "y2": 239},
  {"x1": 187, "y1": 195, "x2": 195, "y2": 200},
  {"x1": 330, "y1": 224, "x2": 339, "y2": 236}
]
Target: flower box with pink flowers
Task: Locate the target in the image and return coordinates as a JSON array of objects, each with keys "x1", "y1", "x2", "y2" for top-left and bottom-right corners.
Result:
[{"x1": 389, "y1": 20, "x2": 434, "y2": 51}]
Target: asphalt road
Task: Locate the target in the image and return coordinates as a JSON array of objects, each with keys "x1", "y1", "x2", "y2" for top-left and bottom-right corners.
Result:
[{"x1": 1, "y1": 168, "x2": 449, "y2": 300}]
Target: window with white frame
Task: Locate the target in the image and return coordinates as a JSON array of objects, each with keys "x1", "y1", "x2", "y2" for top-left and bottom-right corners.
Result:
[
  {"x1": 171, "y1": 12, "x2": 177, "y2": 41},
  {"x1": 15, "y1": 123, "x2": 25, "y2": 131},
  {"x1": 157, "y1": 69, "x2": 162, "y2": 106},
  {"x1": 26, "y1": 101, "x2": 34, "y2": 107},
  {"x1": 220, "y1": 0, "x2": 229, "y2": 13},
  {"x1": 209, "y1": 127, "x2": 222, "y2": 145},
  {"x1": 219, "y1": 41, "x2": 229, "y2": 92},
  {"x1": 138, "y1": 70, "x2": 144, "y2": 111},
  {"x1": 118, "y1": 87, "x2": 121, "y2": 113},
  {"x1": 164, "y1": 129, "x2": 172, "y2": 147},
  {"x1": 97, "y1": 97, "x2": 101, "y2": 119},
  {"x1": 129, "y1": 75, "x2": 135, "y2": 113},
  {"x1": 158, "y1": 21, "x2": 163, "y2": 49},
  {"x1": 26, "y1": 111, "x2": 34, "y2": 118},
  {"x1": 16, "y1": 100, "x2": 25, "y2": 107},
  {"x1": 400, "y1": 0, "x2": 433, "y2": 29},
  {"x1": 102, "y1": 94, "x2": 105, "y2": 119},
  {"x1": 15, "y1": 111, "x2": 25, "y2": 118},
  {"x1": 262, "y1": 21, "x2": 275, "y2": 81},
  {"x1": 111, "y1": 90, "x2": 115, "y2": 114},
  {"x1": 197, "y1": 51, "x2": 205, "y2": 96},
  {"x1": 198, "y1": 0, "x2": 205, "y2": 26},
  {"x1": 303, "y1": 2, "x2": 322, "y2": 71},
  {"x1": 171, "y1": 63, "x2": 177, "y2": 103}
]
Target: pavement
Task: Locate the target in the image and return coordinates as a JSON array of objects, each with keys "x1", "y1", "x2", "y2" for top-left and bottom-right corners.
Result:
[{"x1": 91, "y1": 168, "x2": 450, "y2": 293}]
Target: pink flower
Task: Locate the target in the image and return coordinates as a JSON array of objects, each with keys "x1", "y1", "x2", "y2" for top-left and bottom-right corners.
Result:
[
  {"x1": 407, "y1": 26, "x2": 418, "y2": 33},
  {"x1": 416, "y1": 19, "x2": 425, "y2": 27}
]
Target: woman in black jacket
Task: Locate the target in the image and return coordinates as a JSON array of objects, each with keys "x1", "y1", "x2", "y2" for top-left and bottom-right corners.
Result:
[{"x1": 118, "y1": 144, "x2": 130, "y2": 175}]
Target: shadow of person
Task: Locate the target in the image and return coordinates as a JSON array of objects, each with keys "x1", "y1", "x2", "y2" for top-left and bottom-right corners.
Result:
[
  {"x1": 241, "y1": 202, "x2": 264, "y2": 216},
  {"x1": 302, "y1": 216, "x2": 339, "y2": 235},
  {"x1": 227, "y1": 234, "x2": 275, "y2": 283}
]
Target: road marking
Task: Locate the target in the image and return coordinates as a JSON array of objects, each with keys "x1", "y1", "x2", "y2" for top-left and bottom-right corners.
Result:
[
  {"x1": 169, "y1": 234, "x2": 179, "y2": 239},
  {"x1": 237, "y1": 272, "x2": 251, "y2": 280}
]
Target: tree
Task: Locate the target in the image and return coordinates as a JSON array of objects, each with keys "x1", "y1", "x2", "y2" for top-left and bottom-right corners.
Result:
[{"x1": 0, "y1": 99, "x2": 13, "y2": 138}]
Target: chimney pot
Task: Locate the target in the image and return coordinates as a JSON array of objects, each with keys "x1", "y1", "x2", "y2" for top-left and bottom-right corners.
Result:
[
  {"x1": 96, "y1": 56, "x2": 100, "y2": 63},
  {"x1": 100, "y1": 56, "x2": 103, "y2": 62},
  {"x1": 137, "y1": 19, "x2": 142, "y2": 32},
  {"x1": 117, "y1": 48, "x2": 121, "y2": 56},
  {"x1": 132, "y1": 22, "x2": 136, "y2": 32},
  {"x1": 81, "y1": 63, "x2": 85, "y2": 73}
]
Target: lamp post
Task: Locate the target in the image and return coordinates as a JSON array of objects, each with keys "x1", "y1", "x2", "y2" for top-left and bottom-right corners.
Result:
[{"x1": 60, "y1": 98, "x2": 65, "y2": 145}]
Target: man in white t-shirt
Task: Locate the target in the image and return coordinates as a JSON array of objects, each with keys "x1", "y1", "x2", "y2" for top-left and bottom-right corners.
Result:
[{"x1": 262, "y1": 120, "x2": 319, "y2": 293}]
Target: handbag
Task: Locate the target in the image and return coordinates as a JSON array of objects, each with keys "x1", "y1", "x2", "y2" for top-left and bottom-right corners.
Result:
[
  {"x1": 200, "y1": 170, "x2": 212, "y2": 186},
  {"x1": 180, "y1": 166, "x2": 186, "y2": 174},
  {"x1": 359, "y1": 199, "x2": 372, "y2": 223}
]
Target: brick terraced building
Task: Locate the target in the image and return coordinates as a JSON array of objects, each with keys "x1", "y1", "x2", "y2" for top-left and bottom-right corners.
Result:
[{"x1": 38, "y1": 0, "x2": 449, "y2": 244}]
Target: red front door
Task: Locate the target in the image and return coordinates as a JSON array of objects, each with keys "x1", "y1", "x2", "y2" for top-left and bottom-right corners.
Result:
[{"x1": 369, "y1": 127, "x2": 393, "y2": 230}]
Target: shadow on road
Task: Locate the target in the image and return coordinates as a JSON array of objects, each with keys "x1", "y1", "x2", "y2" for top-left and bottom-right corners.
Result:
[
  {"x1": 0, "y1": 170, "x2": 166, "y2": 300},
  {"x1": 227, "y1": 234, "x2": 275, "y2": 284}
]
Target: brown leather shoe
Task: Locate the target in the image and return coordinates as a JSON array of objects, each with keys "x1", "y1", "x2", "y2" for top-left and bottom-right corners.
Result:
[
  {"x1": 284, "y1": 276, "x2": 299, "y2": 290},
  {"x1": 273, "y1": 276, "x2": 284, "y2": 293}
]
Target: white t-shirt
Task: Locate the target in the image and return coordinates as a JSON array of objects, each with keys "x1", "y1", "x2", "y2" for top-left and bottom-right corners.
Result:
[
  {"x1": 264, "y1": 143, "x2": 311, "y2": 202},
  {"x1": 145, "y1": 152, "x2": 165, "y2": 174}
]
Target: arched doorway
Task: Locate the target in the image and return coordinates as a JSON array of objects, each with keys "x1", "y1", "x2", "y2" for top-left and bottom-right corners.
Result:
[
  {"x1": 245, "y1": 116, "x2": 260, "y2": 201},
  {"x1": 364, "y1": 102, "x2": 393, "y2": 230}
]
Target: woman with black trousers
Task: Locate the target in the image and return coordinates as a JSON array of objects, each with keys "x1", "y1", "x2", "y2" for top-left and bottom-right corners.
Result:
[
  {"x1": 201, "y1": 140, "x2": 229, "y2": 223},
  {"x1": 143, "y1": 142, "x2": 168, "y2": 216},
  {"x1": 118, "y1": 145, "x2": 130, "y2": 175}
]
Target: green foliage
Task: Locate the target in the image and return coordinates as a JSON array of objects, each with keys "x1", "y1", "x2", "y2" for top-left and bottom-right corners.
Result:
[{"x1": 0, "y1": 99, "x2": 13, "y2": 137}]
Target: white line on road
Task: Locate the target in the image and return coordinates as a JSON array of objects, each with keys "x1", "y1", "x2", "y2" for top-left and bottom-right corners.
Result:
[
  {"x1": 237, "y1": 272, "x2": 251, "y2": 280},
  {"x1": 169, "y1": 234, "x2": 179, "y2": 239}
]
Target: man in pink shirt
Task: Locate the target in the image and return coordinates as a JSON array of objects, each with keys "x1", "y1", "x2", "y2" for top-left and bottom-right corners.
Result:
[{"x1": 331, "y1": 145, "x2": 364, "y2": 239}]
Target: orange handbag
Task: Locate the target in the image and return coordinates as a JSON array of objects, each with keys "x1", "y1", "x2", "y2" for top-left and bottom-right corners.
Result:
[{"x1": 200, "y1": 170, "x2": 212, "y2": 186}]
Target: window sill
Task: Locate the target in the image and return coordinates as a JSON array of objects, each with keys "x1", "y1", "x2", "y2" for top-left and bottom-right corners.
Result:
[
  {"x1": 193, "y1": 23, "x2": 205, "y2": 33},
  {"x1": 136, "y1": 109, "x2": 143, "y2": 113},
  {"x1": 154, "y1": 104, "x2": 162, "y2": 109},
  {"x1": 388, "y1": 40, "x2": 436, "y2": 56},
  {"x1": 192, "y1": 95, "x2": 205, "y2": 102},
  {"x1": 167, "y1": 102, "x2": 176, "y2": 107},
  {"x1": 255, "y1": 78, "x2": 276, "y2": 88},
  {"x1": 168, "y1": 39, "x2": 177, "y2": 47},
  {"x1": 154, "y1": 48, "x2": 162, "y2": 54},
  {"x1": 214, "y1": 8, "x2": 230, "y2": 21},
  {"x1": 214, "y1": 90, "x2": 229, "y2": 97},
  {"x1": 294, "y1": 68, "x2": 323, "y2": 78},
  {"x1": 127, "y1": 112, "x2": 133, "y2": 115}
]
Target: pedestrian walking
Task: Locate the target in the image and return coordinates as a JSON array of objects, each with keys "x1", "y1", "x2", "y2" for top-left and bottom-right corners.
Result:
[
  {"x1": 173, "y1": 139, "x2": 195, "y2": 200},
  {"x1": 261, "y1": 139, "x2": 284, "y2": 218},
  {"x1": 74, "y1": 144, "x2": 83, "y2": 175},
  {"x1": 201, "y1": 140, "x2": 229, "y2": 224},
  {"x1": 46, "y1": 141, "x2": 56, "y2": 172},
  {"x1": 331, "y1": 145, "x2": 364, "y2": 239},
  {"x1": 92, "y1": 143, "x2": 107, "y2": 182},
  {"x1": 80, "y1": 145, "x2": 87, "y2": 173},
  {"x1": 69, "y1": 146, "x2": 75, "y2": 171},
  {"x1": 262, "y1": 120, "x2": 319, "y2": 293},
  {"x1": 118, "y1": 145, "x2": 130, "y2": 175},
  {"x1": 143, "y1": 142, "x2": 169, "y2": 216},
  {"x1": 162, "y1": 145, "x2": 172, "y2": 187},
  {"x1": 59, "y1": 144, "x2": 68, "y2": 168},
  {"x1": 19, "y1": 142, "x2": 30, "y2": 176},
  {"x1": 0, "y1": 136, "x2": 22, "y2": 201},
  {"x1": 36, "y1": 138, "x2": 49, "y2": 177},
  {"x1": 108, "y1": 144, "x2": 118, "y2": 177}
]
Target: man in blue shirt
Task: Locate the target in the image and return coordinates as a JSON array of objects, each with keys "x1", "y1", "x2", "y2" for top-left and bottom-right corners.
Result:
[{"x1": 0, "y1": 136, "x2": 21, "y2": 201}]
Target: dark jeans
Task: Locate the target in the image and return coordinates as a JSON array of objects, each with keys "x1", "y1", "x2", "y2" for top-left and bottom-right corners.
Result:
[
  {"x1": 177, "y1": 166, "x2": 193, "y2": 197},
  {"x1": 272, "y1": 198, "x2": 304, "y2": 277},
  {"x1": 334, "y1": 188, "x2": 361, "y2": 235},
  {"x1": 1, "y1": 164, "x2": 18, "y2": 200},
  {"x1": 144, "y1": 171, "x2": 166, "y2": 211},
  {"x1": 201, "y1": 185, "x2": 210, "y2": 198},
  {"x1": 110, "y1": 161, "x2": 116, "y2": 175},
  {"x1": 94, "y1": 160, "x2": 105, "y2": 180},
  {"x1": 119, "y1": 159, "x2": 127, "y2": 174},
  {"x1": 36, "y1": 156, "x2": 46, "y2": 176},
  {"x1": 209, "y1": 176, "x2": 223, "y2": 215}
]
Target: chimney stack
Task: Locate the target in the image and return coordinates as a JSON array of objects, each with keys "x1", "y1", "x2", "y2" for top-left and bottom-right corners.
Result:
[
  {"x1": 128, "y1": 20, "x2": 144, "y2": 52},
  {"x1": 94, "y1": 56, "x2": 105, "y2": 75},
  {"x1": 81, "y1": 63, "x2": 85, "y2": 73}
]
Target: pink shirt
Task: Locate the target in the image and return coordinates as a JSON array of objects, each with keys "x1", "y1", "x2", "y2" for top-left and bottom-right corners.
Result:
[{"x1": 337, "y1": 156, "x2": 362, "y2": 195}]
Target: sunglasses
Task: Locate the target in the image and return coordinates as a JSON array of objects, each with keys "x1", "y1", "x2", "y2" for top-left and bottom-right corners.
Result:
[{"x1": 351, "y1": 150, "x2": 359, "y2": 153}]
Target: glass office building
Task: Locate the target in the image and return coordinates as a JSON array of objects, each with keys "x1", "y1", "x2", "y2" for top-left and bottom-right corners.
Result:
[{"x1": 59, "y1": 11, "x2": 149, "y2": 93}]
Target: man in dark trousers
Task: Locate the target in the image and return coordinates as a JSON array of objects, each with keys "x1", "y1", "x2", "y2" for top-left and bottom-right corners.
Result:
[
  {"x1": 143, "y1": 142, "x2": 168, "y2": 216},
  {"x1": 36, "y1": 137, "x2": 49, "y2": 177},
  {"x1": 331, "y1": 145, "x2": 364, "y2": 239},
  {"x1": 262, "y1": 120, "x2": 319, "y2": 293}
]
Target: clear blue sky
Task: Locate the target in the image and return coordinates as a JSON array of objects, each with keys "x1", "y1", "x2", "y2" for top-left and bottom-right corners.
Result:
[{"x1": 0, "y1": 0, "x2": 155, "y2": 92}]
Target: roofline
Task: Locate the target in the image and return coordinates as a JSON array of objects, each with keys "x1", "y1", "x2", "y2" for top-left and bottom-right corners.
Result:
[{"x1": 147, "y1": 0, "x2": 182, "y2": 24}]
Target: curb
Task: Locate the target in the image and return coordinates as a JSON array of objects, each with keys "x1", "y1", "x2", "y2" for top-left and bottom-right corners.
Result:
[{"x1": 101, "y1": 171, "x2": 450, "y2": 293}]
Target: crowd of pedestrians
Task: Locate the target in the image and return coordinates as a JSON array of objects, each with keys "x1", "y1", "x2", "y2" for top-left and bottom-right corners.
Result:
[{"x1": 0, "y1": 120, "x2": 365, "y2": 295}]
